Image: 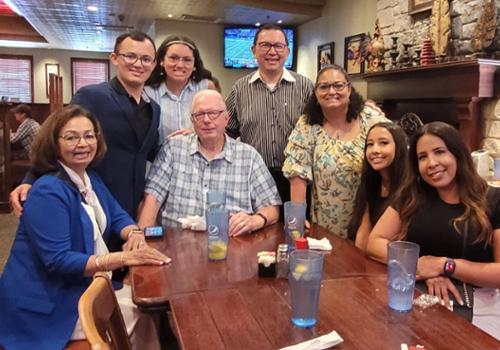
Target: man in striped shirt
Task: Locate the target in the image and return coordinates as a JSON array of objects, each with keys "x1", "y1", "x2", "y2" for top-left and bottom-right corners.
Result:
[{"x1": 226, "y1": 24, "x2": 314, "y2": 209}]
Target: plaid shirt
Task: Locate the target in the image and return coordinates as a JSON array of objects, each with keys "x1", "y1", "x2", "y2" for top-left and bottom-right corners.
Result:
[
  {"x1": 146, "y1": 133, "x2": 282, "y2": 226},
  {"x1": 10, "y1": 118, "x2": 41, "y2": 151}
]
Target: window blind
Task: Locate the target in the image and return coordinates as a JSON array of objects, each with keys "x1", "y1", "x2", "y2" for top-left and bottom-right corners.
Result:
[
  {"x1": 72, "y1": 59, "x2": 109, "y2": 95},
  {"x1": 0, "y1": 56, "x2": 32, "y2": 103}
]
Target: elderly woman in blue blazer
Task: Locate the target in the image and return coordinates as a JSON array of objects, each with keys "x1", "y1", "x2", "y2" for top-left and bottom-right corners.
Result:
[{"x1": 0, "y1": 105, "x2": 170, "y2": 350}]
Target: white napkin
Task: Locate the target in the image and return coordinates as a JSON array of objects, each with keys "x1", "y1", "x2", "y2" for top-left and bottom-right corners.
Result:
[
  {"x1": 306, "y1": 237, "x2": 332, "y2": 251},
  {"x1": 279, "y1": 331, "x2": 343, "y2": 350},
  {"x1": 177, "y1": 215, "x2": 206, "y2": 231}
]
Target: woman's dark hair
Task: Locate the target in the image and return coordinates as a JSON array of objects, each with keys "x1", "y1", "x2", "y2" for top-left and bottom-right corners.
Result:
[
  {"x1": 304, "y1": 64, "x2": 364, "y2": 125},
  {"x1": 348, "y1": 122, "x2": 409, "y2": 239},
  {"x1": 395, "y1": 121, "x2": 491, "y2": 245},
  {"x1": 146, "y1": 35, "x2": 212, "y2": 88},
  {"x1": 31, "y1": 105, "x2": 107, "y2": 176}
]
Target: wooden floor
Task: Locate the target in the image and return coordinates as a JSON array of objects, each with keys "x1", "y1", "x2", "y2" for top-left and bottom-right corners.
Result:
[{"x1": 0, "y1": 212, "x2": 17, "y2": 276}]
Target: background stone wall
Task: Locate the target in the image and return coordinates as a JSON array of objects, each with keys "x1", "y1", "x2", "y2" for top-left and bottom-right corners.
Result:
[{"x1": 377, "y1": 0, "x2": 500, "y2": 60}]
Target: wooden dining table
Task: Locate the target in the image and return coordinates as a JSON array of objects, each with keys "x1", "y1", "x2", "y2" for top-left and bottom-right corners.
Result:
[{"x1": 130, "y1": 223, "x2": 500, "y2": 349}]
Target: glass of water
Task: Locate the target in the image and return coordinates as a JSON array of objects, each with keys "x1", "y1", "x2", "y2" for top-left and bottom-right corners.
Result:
[{"x1": 387, "y1": 241, "x2": 420, "y2": 312}]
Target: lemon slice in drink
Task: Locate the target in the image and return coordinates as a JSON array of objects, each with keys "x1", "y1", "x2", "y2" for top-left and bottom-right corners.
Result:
[
  {"x1": 291, "y1": 263, "x2": 308, "y2": 280},
  {"x1": 208, "y1": 240, "x2": 227, "y2": 260},
  {"x1": 291, "y1": 230, "x2": 301, "y2": 239}
]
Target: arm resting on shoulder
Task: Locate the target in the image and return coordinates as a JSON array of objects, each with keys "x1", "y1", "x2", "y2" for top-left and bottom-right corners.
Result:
[{"x1": 366, "y1": 206, "x2": 402, "y2": 263}]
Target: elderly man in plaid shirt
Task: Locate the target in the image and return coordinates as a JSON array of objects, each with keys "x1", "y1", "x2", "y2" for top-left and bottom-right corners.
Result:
[{"x1": 138, "y1": 90, "x2": 281, "y2": 236}]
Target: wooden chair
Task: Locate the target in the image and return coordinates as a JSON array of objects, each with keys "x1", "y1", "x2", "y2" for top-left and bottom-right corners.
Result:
[{"x1": 78, "y1": 272, "x2": 132, "y2": 350}]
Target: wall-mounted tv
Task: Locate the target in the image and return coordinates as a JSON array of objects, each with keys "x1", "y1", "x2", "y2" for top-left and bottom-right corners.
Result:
[{"x1": 224, "y1": 27, "x2": 295, "y2": 69}]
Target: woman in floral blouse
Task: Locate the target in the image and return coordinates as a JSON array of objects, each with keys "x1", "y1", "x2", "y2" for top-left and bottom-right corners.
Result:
[{"x1": 283, "y1": 64, "x2": 387, "y2": 237}]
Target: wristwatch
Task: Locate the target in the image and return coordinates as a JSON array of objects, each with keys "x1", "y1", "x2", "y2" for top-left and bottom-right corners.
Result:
[{"x1": 443, "y1": 258, "x2": 456, "y2": 277}]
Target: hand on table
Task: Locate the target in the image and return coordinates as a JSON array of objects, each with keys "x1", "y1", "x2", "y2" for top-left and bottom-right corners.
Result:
[
  {"x1": 424, "y1": 276, "x2": 463, "y2": 309},
  {"x1": 123, "y1": 245, "x2": 171, "y2": 266},
  {"x1": 229, "y1": 212, "x2": 263, "y2": 237},
  {"x1": 123, "y1": 232, "x2": 147, "y2": 251},
  {"x1": 10, "y1": 184, "x2": 32, "y2": 217}
]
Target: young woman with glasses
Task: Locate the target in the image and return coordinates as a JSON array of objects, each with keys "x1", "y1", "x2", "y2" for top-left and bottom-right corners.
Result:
[
  {"x1": 145, "y1": 35, "x2": 216, "y2": 142},
  {"x1": 283, "y1": 64, "x2": 388, "y2": 237}
]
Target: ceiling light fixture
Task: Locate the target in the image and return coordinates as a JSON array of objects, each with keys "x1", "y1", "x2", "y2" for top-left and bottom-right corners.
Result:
[
  {"x1": 277, "y1": 20, "x2": 283, "y2": 24},
  {"x1": 255, "y1": 22, "x2": 261, "y2": 27},
  {"x1": 87, "y1": 6, "x2": 98, "y2": 12},
  {"x1": 168, "y1": 14, "x2": 173, "y2": 18}
]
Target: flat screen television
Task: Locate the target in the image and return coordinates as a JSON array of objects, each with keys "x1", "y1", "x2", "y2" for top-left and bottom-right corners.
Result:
[{"x1": 224, "y1": 27, "x2": 295, "y2": 69}]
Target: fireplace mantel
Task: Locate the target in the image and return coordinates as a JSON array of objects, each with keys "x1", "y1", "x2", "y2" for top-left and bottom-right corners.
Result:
[{"x1": 364, "y1": 59, "x2": 500, "y2": 150}]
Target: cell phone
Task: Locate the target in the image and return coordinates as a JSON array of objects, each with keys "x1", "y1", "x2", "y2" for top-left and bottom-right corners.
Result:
[{"x1": 144, "y1": 226, "x2": 164, "y2": 238}]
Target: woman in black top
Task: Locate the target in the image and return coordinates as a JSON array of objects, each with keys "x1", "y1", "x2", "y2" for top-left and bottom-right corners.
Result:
[
  {"x1": 367, "y1": 121, "x2": 500, "y2": 339},
  {"x1": 348, "y1": 122, "x2": 408, "y2": 251}
]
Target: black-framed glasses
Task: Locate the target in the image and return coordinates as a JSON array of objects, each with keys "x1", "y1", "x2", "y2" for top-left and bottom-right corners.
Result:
[
  {"x1": 257, "y1": 42, "x2": 287, "y2": 53},
  {"x1": 117, "y1": 52, "x2": 155, "y2": 66},
  {"x1": 59, "y1": 132, "x2": 98, "y2": 147},
  {"x1": 315, "y1": 81, "x2": 350, "y2": 93},
  {"x1": 191, "y1": 110, "x2": 226, "y2": 121},
  {"x1": 166, "y1": 55, "x2": 195, "y2": 65}
]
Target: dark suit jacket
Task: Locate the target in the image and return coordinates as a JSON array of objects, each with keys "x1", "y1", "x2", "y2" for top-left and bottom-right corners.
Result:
[{"x1": 72, "y1": 79, "x2": 160, "y2": 218}]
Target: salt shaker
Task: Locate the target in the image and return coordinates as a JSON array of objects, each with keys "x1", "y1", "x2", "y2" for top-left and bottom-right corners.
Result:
[{"x1": 276, "y1": 243, "x2": 289, "y2": 279}]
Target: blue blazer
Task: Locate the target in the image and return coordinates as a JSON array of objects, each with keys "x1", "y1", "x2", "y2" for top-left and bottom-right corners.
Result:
[
  {"x1": 72, "y1": 80, "x2": 160, "y2": 218},
  {"x1": 0, "y1": 170, "x2": 134, "y2": 350}
]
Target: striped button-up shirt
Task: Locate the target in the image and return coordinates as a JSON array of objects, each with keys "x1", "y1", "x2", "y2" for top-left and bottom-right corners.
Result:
[
  {"x1": 226, "y1": 69, "x2": 314, "y2": 168},
  {"x1": 145, "y1": 133, "x2": 282, "y2": 226}
]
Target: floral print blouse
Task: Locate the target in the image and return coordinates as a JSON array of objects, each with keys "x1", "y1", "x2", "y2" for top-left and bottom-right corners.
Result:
[{"x1": 282, "y1": 104, "x2": 387, "y2": 237}]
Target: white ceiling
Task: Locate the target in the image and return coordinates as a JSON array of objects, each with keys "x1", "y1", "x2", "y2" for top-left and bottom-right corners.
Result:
[{"x1": 3, "y1": 0, "x2": 326, "y2": 51}]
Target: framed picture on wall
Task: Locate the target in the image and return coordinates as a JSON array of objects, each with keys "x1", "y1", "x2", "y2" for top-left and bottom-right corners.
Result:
[
  {"x1": 408, "y1": 0, "x2": 433, "y2": 15},
  {"x1": 45, "y1": 63, "x2": 60, "y2": 97},
  {"x1": 317, "y1": 42, "x2": 334, "y2": 71},
  {"x1": 344, "y1": 34, "x2": 365, "y2": 75}
]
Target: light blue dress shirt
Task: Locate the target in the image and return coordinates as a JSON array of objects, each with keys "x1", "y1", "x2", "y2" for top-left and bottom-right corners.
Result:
[{"x1": 145, "y1": 79, "x2": 209, "y2": 143}]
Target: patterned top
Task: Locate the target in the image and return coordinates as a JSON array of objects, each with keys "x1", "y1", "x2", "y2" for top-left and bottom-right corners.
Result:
[
  {"x1": 226, "y1": 69, "x2": 314, "y2": 168},
  {"x1": 145, "y1": 79, "x2": 209, "y2": 143},
  {"x1": 10, "y1": 118, "x2": 41, "y2": 151},
  {"x1": 145, "y1": 133, "x2": 282, "y2": 226},
  {"x1": 282, "y1": 104, "x2": 388, "y2": 237}
]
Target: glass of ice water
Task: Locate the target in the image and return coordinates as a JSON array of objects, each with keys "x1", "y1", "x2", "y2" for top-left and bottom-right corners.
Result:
[
  {"x1": 289, "y1": 250, "x2": 324, "y2": 327},
  {"x1": 387, "y1": 241, "x2": 420, "y2": 312}
]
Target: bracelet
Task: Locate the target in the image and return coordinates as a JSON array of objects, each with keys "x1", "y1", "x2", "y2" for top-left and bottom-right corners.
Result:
[
  {"x1": 95, "y1": 256, "x2": 101, "y2": 270},
  {"x1": 127, "y1": 228, "x2": 143, "y2": 240},
  {"x1": 254, "y1": 212, "x2": 268, "y2": 228},
  {"x1": 103, "y1": 254, "x2": 111, "y2": 271}
]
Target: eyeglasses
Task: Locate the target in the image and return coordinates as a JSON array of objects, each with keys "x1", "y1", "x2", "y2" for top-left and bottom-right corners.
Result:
[
  {"x1": 166, "y1": 55, "x2": 195, "y2": 65},
  {"x1": 315, "y1": 81, "x2": 350, "y2": 93},
  {"x1": 191, "y1": 110, "x2": 226, "y2": 121},
  {"x1": 257, "y1": 42, "x2": 288, "y2": 53},
  {"x1": 59, "y1": 132, "x2": 98, "y2": 147},
  {"x1": 117, "y1": 52, "x2": 155, "y2": 66}
]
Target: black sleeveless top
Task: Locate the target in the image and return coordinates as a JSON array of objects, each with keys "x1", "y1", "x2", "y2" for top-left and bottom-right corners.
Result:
[{"x1": 406, "y1": 187, "x2": 500, "y2": 262}]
